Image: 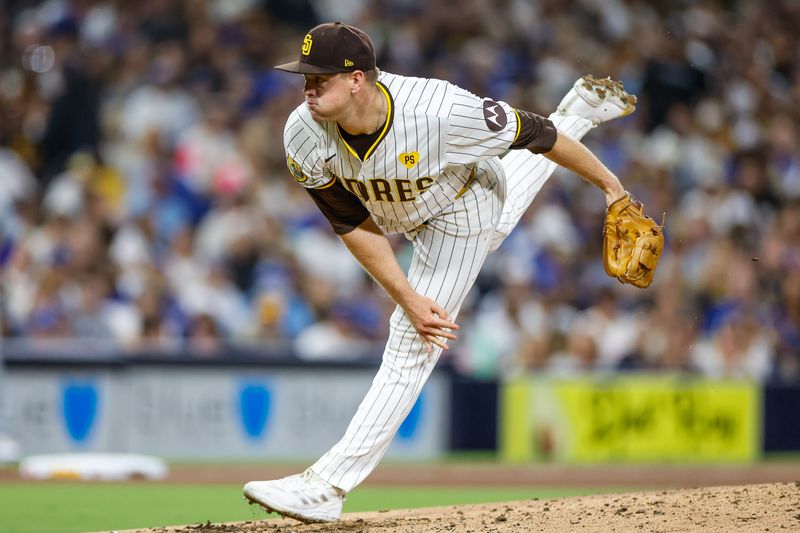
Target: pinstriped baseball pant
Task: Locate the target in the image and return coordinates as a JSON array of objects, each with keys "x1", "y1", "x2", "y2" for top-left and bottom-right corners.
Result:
[{"x1": 311, "y1": 113, "x2": 594, "y2": 492}]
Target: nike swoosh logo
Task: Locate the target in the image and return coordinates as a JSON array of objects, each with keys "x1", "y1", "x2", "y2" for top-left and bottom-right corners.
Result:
[{"x1": 324, "y1": 154, "x2": 336, "y2": 163}]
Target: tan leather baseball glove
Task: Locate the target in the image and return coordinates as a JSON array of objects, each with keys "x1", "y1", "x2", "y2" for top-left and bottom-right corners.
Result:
[{"x1": 603, "y1": 193, "x2": 664, "y2": 288}]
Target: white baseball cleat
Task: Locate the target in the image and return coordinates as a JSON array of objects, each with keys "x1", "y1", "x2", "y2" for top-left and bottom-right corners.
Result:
[
  {"x1": 557, "y1": 74, "x2": 637, "y2": 124},
  {"x1": 244, "y1": 469, "x2": 345, "y2": 523}
]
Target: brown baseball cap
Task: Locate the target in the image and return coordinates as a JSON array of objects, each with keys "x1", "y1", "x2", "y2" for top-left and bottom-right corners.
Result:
[{"x1": 274, "y1": 22, "x2": 376, "y2": 75}]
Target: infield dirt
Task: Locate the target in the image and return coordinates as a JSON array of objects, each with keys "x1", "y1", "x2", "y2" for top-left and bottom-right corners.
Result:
[{"x1": 120, "y1": 482, "x2": 800, "y2": 532}]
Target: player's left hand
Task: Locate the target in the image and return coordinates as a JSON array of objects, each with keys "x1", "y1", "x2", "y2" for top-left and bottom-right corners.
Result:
[
  {"x1": 401, "y1": 293, "x2": 459, "y2": 353},
  {"x1": 603, "y1": 192, "x2": 665, "y2": 288}
]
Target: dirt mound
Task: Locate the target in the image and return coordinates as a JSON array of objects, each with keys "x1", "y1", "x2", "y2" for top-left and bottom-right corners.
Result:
[{"x1": 123, "y1": 482, "x2": 800, "y2": 533}]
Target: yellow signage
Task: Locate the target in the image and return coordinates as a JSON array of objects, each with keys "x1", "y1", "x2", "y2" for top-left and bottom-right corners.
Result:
[{"x1": 501, "y1": 375, "x2": 759, "y2": 463}]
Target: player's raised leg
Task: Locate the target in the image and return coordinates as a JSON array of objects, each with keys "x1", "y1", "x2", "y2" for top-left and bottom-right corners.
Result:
[
  {"x1": 490, "y1": 75, "x2": 636, "y2": 250},
  {"x1": 557, "y1": 74, "x2": 637, "y2": 125}
]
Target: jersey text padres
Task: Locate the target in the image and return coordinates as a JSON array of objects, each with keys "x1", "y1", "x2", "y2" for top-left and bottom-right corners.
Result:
[{"x1": 283, "y1": 71, "x2": 520, "y2": 234}]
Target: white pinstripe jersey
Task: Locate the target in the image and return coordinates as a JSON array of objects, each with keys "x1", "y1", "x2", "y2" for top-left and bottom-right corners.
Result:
[{"x1": 283, "y1": 71, "x2": 520, "y2": 234}]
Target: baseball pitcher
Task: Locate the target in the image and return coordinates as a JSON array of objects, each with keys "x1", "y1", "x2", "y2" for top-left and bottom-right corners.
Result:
[{"x1": 244, "y1": 21, "x2": 663, "y2": 523}]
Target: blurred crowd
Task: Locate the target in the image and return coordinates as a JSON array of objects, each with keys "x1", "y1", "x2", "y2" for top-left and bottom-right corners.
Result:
[{"x1": 0, "y1": 0, "x2": 799, "y2": 382}]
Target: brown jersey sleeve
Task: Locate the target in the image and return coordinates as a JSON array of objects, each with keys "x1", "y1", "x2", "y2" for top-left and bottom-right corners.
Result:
[
  {"x1": 305, "y1": 179, "x2": 371, "y2": 235},
  {"x1": 509, "y1": 109, "x2": 558, "y2": 153}
]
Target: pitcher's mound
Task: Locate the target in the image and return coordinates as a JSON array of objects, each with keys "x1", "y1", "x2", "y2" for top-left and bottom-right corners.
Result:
[{"x1": 126, "y1": 482, "x2": 800, "y2": 532}]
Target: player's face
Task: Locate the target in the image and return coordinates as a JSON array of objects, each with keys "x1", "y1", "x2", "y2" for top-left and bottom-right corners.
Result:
[{"x1": 303, "y1": 73, "x2": 351, "y2": 122}]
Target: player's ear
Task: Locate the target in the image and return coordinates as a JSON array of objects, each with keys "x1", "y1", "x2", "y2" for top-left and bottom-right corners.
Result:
[{"x1": 349, "y1": 70, "x2": 366, "y2": 93}]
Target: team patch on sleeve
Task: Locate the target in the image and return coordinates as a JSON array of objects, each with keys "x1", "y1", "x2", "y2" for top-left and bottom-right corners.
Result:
[
  {"x1": 482, "y1": 99, "x2": 507, "y2": 131},
  {"x1": 286, "y1": 156, "x2": 308, "y2": 183}
]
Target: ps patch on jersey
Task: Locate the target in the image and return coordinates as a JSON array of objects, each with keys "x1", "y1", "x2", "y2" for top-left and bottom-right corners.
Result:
[
  {"x1": 286, "y1": 156, "x2": 308, "y2": 183},
  {"x1": 399, "y1": 151, "x2": 419, "y2": 169},
  {"x1": 482, "y1": 99, "x2": 507, "y2": 132}
]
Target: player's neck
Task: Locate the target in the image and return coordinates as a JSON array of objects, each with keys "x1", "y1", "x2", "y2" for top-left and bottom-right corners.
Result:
[{"x1": 338, "y1": 85, "x2": 386, "y2": 136}]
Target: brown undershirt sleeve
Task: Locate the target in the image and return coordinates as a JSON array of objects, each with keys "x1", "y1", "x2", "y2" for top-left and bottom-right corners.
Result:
[
  {"x1": 305, "y1": 179, "x2": 371, "y2": 235},
  {"x1": 509, "y1": 109, "x2": 558, "y2": 153}
]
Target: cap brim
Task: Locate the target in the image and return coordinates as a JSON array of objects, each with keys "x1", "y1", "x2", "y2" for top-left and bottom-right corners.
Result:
[{"x1": 273, "y1": 60, "x2": 349, "y2": 75}]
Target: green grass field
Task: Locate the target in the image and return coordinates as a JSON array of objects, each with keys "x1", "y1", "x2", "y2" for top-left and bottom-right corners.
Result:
[{"x1": 0, "y1": 483, "x2": 610, "y2": 533}]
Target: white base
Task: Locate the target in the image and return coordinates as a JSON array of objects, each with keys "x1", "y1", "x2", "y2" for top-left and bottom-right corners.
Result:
[{"x1": 19, "y1": 453, "x2": 168, "y2": 480}]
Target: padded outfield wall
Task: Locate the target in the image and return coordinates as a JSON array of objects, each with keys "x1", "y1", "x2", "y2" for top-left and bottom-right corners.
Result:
[
  {"x1": 2, "y1": 344, "x2": 799, "y2": 461},
  {"x1": 1, "y1": 347, "x2": 449, "y2": 460}
]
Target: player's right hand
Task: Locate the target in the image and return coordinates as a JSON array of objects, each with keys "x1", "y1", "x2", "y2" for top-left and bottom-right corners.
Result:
[{"x1": 401, "y1": 294, "x2": 459, "y2": 353}]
